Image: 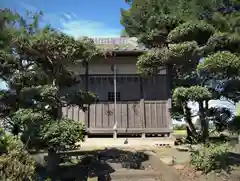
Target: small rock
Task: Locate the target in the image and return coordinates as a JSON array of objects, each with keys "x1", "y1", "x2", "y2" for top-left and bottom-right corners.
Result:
[
  {"x1": 195, "y1": 171, "x2": 202, "y2": 176},
  {"x1": 87, "y1": 177, "x2": 98, "y2": 181},
  {"x1": 173, "y1": 164, "x2": 185, "y2": 170},
  {"x1": 160, "y1": 157, "x2": 174, "y2": 165}
]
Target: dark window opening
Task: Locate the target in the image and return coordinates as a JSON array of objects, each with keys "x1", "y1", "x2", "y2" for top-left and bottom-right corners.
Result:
[{"x1": 108, "y1": 92, "x2": 120, "y2": 101}]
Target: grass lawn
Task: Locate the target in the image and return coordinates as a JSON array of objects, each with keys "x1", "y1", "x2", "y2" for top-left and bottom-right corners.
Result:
[
  {"x1": 173, "y1": 129, "x2": 187, "y2": 136},
  {"x1": 236, "y1": 102, "x2": 240, "y2": 115}
]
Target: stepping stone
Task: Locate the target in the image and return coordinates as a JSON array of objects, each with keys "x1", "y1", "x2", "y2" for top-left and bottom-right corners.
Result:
[
  {"x1": 159, "y1": 157, "x2": 174, "y2": 165},
  {"x1": 87, "y1": 177, "x2": 98, "y2": 181}
]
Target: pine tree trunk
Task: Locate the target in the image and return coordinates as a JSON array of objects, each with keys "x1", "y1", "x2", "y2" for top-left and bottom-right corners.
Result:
[
  {"x1": 47, "y1": 148, "x2": 60, "y2": 174},
  {"x1": 183, "y1": 105, "x2": 197, "y2": 134},
  {"x1": 183, "y1": 104, "x2": 197, "y2": 141},
  {"x1": 52, "y1": 78, "x2": 61, "y2": 119},
  {"x1": 199, "y1": 101, "x2": 209, "y2": 141}
]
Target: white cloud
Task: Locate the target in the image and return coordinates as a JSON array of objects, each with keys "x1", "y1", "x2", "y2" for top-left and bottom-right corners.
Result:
[
  {"x1": 71, "y1": 13, "x2": 77, "y2": 19},
  {"x1": 60, "y1": 14, "x2": 121, "y2": 38},
  {"x1": 20, "y1": 2, "x2": 121, "y2": 38},
  {"x1": 63, "y1": 13, "x2": 72, "y2": 20},
  {"x1": 61, "y1": 20, "x2": 120, "y2": 38}
]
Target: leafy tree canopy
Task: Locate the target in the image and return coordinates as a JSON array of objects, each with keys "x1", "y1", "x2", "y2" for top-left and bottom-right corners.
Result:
[
  {"x1": 0, "y1": 9, "x2": 99, "y2": 152},
  {"x1": 121, "y1": 0, "x2": 240, "y2": 140},
  {"x1": 197, "y1": 51, "x2": 240, "y2": 78}
]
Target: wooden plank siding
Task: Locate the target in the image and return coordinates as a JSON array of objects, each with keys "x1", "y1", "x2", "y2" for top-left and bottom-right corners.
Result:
[
  {"x1": 61, "y1": 59, "x2": 172, "y2": 135},
  {"x1": 62, "y1": 100, "x2": 172, "y2": 134}
]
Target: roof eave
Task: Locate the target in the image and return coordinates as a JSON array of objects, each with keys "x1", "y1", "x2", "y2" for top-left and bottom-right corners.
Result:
[{"x1": 104, "y1": 49, "x2": 147, "y2": 56}]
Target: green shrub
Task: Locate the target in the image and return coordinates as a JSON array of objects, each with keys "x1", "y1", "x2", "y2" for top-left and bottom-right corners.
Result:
[
  {"x1": 42, "y1": 118, "x2": 86, "y2": 151},
  {"x1": 190, "y1": 143, "x2": 230, "y2": 173},
  {"x1": 0, "y1": 128, "x2": 36, "y2": 181}
]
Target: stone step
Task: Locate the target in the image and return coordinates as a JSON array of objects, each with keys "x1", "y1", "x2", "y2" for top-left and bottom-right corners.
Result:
[
  {"x1": 81, "y1": 137, "x2": 174, "y2": 149},
  {"x1": 111, "y1": 178, "x2": 163, "y2": 181},
  {"x1": 89, "y1": 176, "x2": 162, "y2": 181},
  {"x1": 97, "y1": 169, "x2": 163, "y2": 180}
]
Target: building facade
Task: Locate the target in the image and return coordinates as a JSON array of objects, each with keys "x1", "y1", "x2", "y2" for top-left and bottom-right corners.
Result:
[{"x1": 62, "y1": 38, "x2": 172, "y2": 137}]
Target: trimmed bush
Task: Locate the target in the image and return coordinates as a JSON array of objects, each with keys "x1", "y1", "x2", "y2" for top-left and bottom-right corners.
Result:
[{"x1": 190, "y1": 143, "x2": 230, "y2": 173}]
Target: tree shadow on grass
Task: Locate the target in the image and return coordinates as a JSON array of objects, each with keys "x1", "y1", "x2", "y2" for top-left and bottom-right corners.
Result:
[
  {"x1": 35, "y1": 148, "x2": 149, "y2": 181},
  {"x1": 226, "y1": 142, "x2": 240, "y2": 170},
  {"x1": 226, "y1": 152, "x2": 240, "y2": 167},
  {"x1": 216, "y1": 137, "x2": 240, "y2": 172}
]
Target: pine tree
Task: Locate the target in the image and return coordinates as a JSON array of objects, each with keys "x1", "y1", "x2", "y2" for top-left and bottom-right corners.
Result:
[{"x1": 121, "y1": 0, "x2": 240, "y2": 141}]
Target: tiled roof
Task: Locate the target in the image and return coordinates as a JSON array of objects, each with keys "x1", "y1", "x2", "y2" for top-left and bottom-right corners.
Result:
[{"x1": 92, "y1": 37, "x2": 147, "y2": 52}]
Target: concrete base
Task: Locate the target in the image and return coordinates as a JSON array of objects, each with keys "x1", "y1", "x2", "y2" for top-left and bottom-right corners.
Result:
[{"x1": 80, "y1": 137, "x2": 174, "y2": 149}]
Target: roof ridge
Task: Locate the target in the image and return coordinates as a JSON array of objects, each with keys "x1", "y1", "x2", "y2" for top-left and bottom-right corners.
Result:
[
  {"x1": 92, "y1": 37, "x2": 137, "y2": 45},
  {"x1": 90, "y1": 37, "x2": 147, "y2": 52}
]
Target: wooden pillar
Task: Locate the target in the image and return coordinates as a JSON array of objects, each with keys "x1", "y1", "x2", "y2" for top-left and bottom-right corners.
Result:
[
  {"x1": 167, "y1": 65, "x2": 173, "y2": 135},
  {"x1": 140, "y1": 76, "x2": 146, "y2": 138},
  {"x1": 113, "y1": 54, "x2": 117, "y2": 139},
  {"x1": 84, "y1": 61, "x2": 89, "y2": 138}
]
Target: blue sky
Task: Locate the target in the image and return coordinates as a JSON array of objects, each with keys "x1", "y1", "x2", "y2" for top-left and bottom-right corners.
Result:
[
  {"x1": 1, "y1": 0, "x2": 128, "y2": 38},
  {"x1": 1, "y1": 0, "x2": 128, "y2": 89},
  {"x1": 0, "y1": 0, "x2": 237, "y2": 115}
]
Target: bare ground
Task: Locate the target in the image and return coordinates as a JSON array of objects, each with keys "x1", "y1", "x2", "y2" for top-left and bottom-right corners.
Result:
[
  {"x1": 153, "y1": 146, "x2": 240, "y2": 181},
  {"x1": 174, "y1": 163, "x2": 240, "y2": 181},
  {"x1": 35, "y1": 147, "x2": 180, "y2": 181},
  {"x1": 34, "y1": 145, "x2": 240, "y2": 181}
]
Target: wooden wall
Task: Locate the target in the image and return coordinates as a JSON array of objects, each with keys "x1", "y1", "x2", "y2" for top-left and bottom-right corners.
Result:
[
  {"x1": 62, "y1": 75, "x2": 168, "y2": 101},
  {"x1": 62, "y1": 56, "x2": 172, "y2": 135},
  {"x1": 62, "y1": 100, "x2": 172, "y2": 134}
]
